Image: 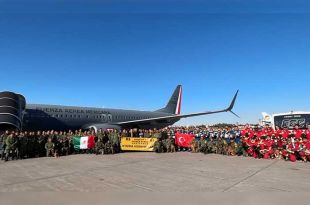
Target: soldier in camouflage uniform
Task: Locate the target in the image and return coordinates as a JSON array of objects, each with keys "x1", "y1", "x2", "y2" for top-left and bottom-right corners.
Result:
[
  {"x1": 215, "y1": 138, "x2": 222, "y2": 154},
  {"x1": 236, "y1": 137, "x2": 249, "y2": 156},
  {"x1": 97, "y1": 129, "x2": 104, "y2": 143},
  {"x1": 153, "y1": 129, "x2": 161, "y2": 139},
  {"x1": 120, "y1": 130, "x2": 128, "y2": 138},
  {"x1": 37, "y1": 131, "x2": 47, "y2": 157},
  {"x1": 166, "y1": 136, "x2": 175, "y2": 152},
  {"x1": 53, "y1": 131, "x2": 62, "y2": 157},
  {"x1": 15, "y1": 132, "x2": 21, "y2": 159},
  {"x1": 153, "y1": 130, "x2": 164, "y2": 153},
  {"x1": 222, "y1": 138, "x2": 229, "y2": 155},
  {"x1": 191, "y1": 138, "x2": 199, "y2": 153},
  {"x1": 26, "y1": 132, "x2": 35, "y2": 158},
  {"x1": 62, "y1": 131, "x2": 70, "y2": 156},
  {"x1": 199, "y1": 138, "x2": 208, "y2": 154},
  {"x1": 206, "y1": 138, "x2": 214, "y2": 154},
  {"x1": 104, "y1": 140, "x2": 112, "y2": 154},
  {"x1": 32, "y1": 131, "x2": 40, "y2": 157},
  {"x1": 1, "y1": 130, "x2": 9, "y2": 160},
  {"x1": 111, "y1": 129, "x2": 120, "y2": 154},
  {"x1": 161, "y1": 138, "x2": 168, "y2": 153},
  {"x1": 95, "y1": 138, "x2": 105, "y2": 155},
  {"x1": 153, "y1": 138, "x2": 163, "y2": 153},
  {"x1": 45, "y1": 137, "x2": 55, "y2": 157},
  {"x1": 198, "y1": 136, "x2": 206, "y2": 152},
  {"x1": 67, "y1": 131, "x2": 74, "y2": 155},
  {"x1": 22, "y1": 132, "x2": 28, "y2": 158},
  {"x1": 107, "y1": 130, "x2": 114, "y2": 154},
  {"x1": 142, "y1": 130, "x2": 148, "y2": 138},
  {"x1": 226, "y1": 138, "x2": 236, "y2": 156},
  {"x1": 4, "y1": 133, "x2": 17, "y2": 161},
  {"x1": 94, "y1": 129, "x2": 104, "y2": 155}
]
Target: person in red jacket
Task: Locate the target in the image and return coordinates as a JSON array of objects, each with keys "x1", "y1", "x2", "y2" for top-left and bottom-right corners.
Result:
[
  {"x1": 241, "y1": 124, "x2": 252, "y2": 137},
  {"x1": 262, "y1": 124, "x2": 274, "y2": 137},
  {"x1": 281, "y1": 139, "x2": 289, "y2": 161},
  {"x1": 306, "y1": 125, "x2": 310, "y2": 140},
  {"x1": 280, "y1": 128, "x2": 290, "y2": 139},
  {"x1": 304, "y1": 138, "x2": 310, "y2": 161},
  {"x1": 274, "y1": 126, "x2": 282, "y2": 138},
  {"x1": 258, "y1": 136, "x2": 266, "y2": 158},
  {"x1": 273, "y1": 136, "x2": 281, "y2": 159},
  {"x1": 292, "y1": 125, "x2": 302, "y2": 139},
  {"x1": 298, "y1": 136, "x2": 308, "y2": 162},
  {"x1": 287, "y1": 136, "x2": 298, "y2": 162},
  {"x1": 247, "y1": 137, "x2": 258, "y2": 158},
  {"x1": 265, "y1": 135, "x2": 274, "y2": 159}
]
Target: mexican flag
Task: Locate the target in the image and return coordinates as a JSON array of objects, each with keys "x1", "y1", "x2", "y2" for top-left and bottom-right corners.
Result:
[{"x1": 73, "y1": 136, "x2": 95, "y2": 150}]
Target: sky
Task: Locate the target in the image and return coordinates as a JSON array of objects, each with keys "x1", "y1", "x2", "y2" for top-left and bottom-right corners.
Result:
[{"x1": 0, "y1": 0, "x2": 309, "y2": 125}]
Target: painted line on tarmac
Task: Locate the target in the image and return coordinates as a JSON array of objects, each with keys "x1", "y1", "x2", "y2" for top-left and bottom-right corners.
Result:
[
  {"x1": 133, "y1": 184, "x2": 154, "y2": 191},
  {"x1": 222, "y1": 159, "x2": 279, "y2": 192}
]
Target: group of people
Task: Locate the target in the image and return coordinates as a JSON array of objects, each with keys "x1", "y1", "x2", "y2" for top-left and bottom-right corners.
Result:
[
  {"x1": 236, "y1": 124, "x2": 310, "y2": 162},
  {"x1": 0, "y1": 129, "x2": 121, "y2": 161},
  {"x1": 132, "y1": 124, "x2": 310, "y2": 162},
  {"x1": 1, "y1": 124, "x2": 310, "y2": 162},
  {"x1": 165, "y1": 124, "x2": 310, "y2": 162}
]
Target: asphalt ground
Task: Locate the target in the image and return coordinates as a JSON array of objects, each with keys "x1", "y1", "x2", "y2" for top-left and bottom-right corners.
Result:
[{"x1": 0, "y1": 152, "x2": 309, "y2": 192}]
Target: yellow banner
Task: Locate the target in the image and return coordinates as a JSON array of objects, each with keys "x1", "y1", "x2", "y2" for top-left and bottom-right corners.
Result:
[{"x1": 120, "y1": 137, "x2": 158, "y2": 151}]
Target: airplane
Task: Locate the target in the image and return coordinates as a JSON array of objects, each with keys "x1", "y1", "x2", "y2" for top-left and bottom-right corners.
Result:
[{"x1": 0, "y1": 85, "x2": 239, "y2": 132}]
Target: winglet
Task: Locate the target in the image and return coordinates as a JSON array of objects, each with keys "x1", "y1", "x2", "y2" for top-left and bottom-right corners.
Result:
[{"x1": 226, "y1": 90, "x2": 239, "y2": 118}]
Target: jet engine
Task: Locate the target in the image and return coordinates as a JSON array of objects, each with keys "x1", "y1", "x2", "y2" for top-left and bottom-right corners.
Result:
[
  {"x1": 0, "y1": 91, "x2": 26, "y2": 131},
  {"x1": 83, "y1": 123, "x2": 122, "y2": 132}
]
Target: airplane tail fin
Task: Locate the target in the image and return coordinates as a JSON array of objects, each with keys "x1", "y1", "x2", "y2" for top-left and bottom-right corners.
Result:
[{"x1": 156, "y1": 85, "x2": 182, "y2": 115}]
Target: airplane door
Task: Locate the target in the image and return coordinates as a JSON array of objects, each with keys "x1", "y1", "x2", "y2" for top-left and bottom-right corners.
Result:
[
  {"x1": 100, "y1": 114, "x2": 106, "y2": 122},
  {"x1": 107, "y1": 114, "x2": 112, "y2": 122},
  {"x1": 100, "y1": 114, "x2": 112, "y2": 122}
]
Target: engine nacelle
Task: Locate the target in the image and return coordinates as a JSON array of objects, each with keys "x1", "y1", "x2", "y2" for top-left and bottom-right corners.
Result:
[
  {"x1": 0, "y1": 91, "x2": 26, "y2": 131},
  {"x1": 83, "y1": 123, "x2": 122, "y2": 133}
]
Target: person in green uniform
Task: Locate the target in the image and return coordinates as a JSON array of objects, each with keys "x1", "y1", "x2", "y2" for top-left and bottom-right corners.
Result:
[
  {"x1": 153, "y1": 138, "x2": 163, "y2": 153},
  {"x1": 95, "y1": 138, "x2": 105, "y2": 155},
  {"x1": 206, "y1": 138, "x2": 214, "y2": 154},
  {"x1": 153, "y1": 131, "x2": 164, "y2": 153},
  {"x1": 67, "y1": 131, "x2": 74, "y2": 155},
  {"x1": 198, "y1": 136, "x2": 206, "y2": 152},
  {"x1": 144, "y1": 130, "x2": 150, "y2": 138},
  {"x1": 4, "y1": 133, "x2": 17, "y2": 161},
  {"x1": 45, "y1": 137, "x2": 55, "y2": 157},
  {"x1": 166, "y1": 136, "x2": 176, "y2": 152},
  {"x1": 109, "y1": 129, "x2": 120, "y2": 154},
  {"x1": 37, "y1": 131, "x2": 46, "y2": 157},
  {"x1": 97, "y1": 129, "x2": 104, "y2": 142},
  {"x1": 0, "y1": 130, "x2": 9, "y2": 160},
  {"x1": 18, "y1": 132, "x2": 27, "y2": 159},
  {"x1": 62, "y1": 131, "x2": 69, "y2": 156},
  {"x1": 191, "y1": 138, "x2": 199, "y2": 153},
  {"x1": 104, "y1": 140, "x2": 112, "y2": 154}
]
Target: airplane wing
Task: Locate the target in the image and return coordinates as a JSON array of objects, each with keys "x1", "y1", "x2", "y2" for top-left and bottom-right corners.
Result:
[{"x1": 116, "y1": 90, "x2": 239, "y2": 127}]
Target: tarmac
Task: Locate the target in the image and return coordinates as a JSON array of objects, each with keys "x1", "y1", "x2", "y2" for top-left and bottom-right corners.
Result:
[{"x1": 0, "y1": 152, "x2": 309, "y2": 192}]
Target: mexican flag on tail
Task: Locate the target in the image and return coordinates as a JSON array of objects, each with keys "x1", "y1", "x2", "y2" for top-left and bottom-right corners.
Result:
[{"x1": 73, "y1": 136, "x2": 95, "y2": 150}]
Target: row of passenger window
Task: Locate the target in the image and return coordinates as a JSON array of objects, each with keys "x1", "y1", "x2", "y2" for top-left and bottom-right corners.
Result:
[{"x1": 26, "y1": 113, "x2": 151, "y2": 121}]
